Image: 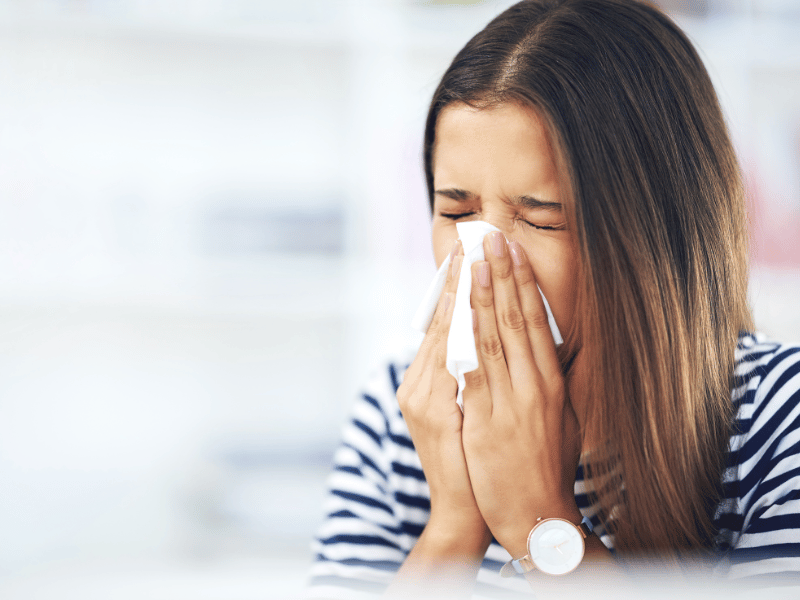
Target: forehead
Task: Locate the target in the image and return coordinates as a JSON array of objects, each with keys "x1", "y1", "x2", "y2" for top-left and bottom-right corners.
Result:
[{"x1": 432, "y1": 102, "x2": 562, "y2": 197}]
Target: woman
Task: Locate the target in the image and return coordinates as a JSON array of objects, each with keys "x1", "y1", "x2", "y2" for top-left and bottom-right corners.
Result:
[{"x1": 309, "y1": 0, "x2": 800, "y2": 597}]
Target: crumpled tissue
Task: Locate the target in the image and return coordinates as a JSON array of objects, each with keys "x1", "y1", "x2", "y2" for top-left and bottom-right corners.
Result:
[{"x1": 411, "y1": 221, "x2": 563, "y2": 410}]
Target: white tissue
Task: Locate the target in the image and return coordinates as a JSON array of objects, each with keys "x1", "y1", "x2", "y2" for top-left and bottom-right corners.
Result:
[{"x1": 411, "y1": 221, "x2": 563, "y2": 410}]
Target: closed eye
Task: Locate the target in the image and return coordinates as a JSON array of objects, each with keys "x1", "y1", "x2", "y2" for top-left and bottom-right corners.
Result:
[
  {"x1": 522, "y1": 220, "x2": 566, "y2": 231},
  {"x1": 440, "y1": 212, "x2": 565, "y2": 231},
  {"x1": 440, "y1": 212, "x2": 476, "y2": 220}
]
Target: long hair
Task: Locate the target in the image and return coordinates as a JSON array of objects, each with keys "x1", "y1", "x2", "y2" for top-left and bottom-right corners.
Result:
[{"x1": 423, "y1": 0, "x2": 752, "y2": 556}]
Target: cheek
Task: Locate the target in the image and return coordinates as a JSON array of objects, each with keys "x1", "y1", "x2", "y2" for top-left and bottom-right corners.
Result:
[
  {"x1": 546, "y1": 271, "x2": 578, "y2": 337},
  {"x1": 520, "y1": 241, "x2": 578, "y2": 334}
]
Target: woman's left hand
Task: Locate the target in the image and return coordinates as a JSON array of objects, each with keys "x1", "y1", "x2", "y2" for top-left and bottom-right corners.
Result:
[{"x1": 461, "y1": 231, "x2": 583, "y2": 559}]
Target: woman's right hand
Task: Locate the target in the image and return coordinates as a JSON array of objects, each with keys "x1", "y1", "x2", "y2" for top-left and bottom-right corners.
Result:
[
  {"x1": 387, "y1": 241, "x2": 491, "y2": 598},
  {"x1": 396, "y1": 241, "x2": 490, "y2": 546}
]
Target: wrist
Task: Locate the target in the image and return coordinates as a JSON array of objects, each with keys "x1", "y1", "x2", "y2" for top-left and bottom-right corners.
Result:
[
  {"x1": 387, "y1": 510, "x2": 491, "y2": 599},
  {"x1": 423, "y1": 509, "x2": 492, "y2": 558},
  {"x1": 498, "y1": 502, "x2": 584, "y2": 559},
  {"x1": 500, "y1": 509, "x2": 597, "y2": 580}
]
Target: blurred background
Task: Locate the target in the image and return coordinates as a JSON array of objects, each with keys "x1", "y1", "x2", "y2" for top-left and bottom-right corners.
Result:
[{"x1": 0, "y1": 0, "x2": 797, "y2": 598}]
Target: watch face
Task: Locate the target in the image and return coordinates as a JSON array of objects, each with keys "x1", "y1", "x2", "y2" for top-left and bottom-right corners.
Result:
[{"x1": 528, "y1": 519, "x2": 585, "y2": 575}]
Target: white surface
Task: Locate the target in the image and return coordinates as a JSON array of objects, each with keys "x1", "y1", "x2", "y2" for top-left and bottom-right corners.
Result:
[{"x1": 0, "y1": 556, "x2": 311, "y2": 600}]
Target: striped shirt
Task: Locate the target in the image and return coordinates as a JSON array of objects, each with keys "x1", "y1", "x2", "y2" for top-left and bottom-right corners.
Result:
[{"x1": 308, "y1": 333, "x2": 800, "y2": 597}]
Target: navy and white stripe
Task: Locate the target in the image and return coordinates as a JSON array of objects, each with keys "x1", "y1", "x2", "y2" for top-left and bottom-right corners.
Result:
[
  {"x1": 713, "y1": 333, "x2": 800, "y2": 580},
  {"x1": 308, "y1": 333, "x2": 800, "y2": 598}
]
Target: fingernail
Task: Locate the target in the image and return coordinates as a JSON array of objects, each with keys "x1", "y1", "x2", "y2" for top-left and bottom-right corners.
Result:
[
  {"x1": 444, "y1": 292, "x2": 452, "y2": 312},
  {"x1": 449, "y1": 239, "x2": 459, "y2": 261},
  {"x1": 450, "y1": 254, "x2": 462, "y2": 279},
  {"x1": 471, "y1": 308, "x2": 477, "y2": 330},
  {"x1": 490, "y1": 231, "x2": 506, "y2": 258},
  {"x1": 509, "y1": 241, "x2": 524, "y2": 267},
  {"x1": 477, "y1": 262, "x2": 490, "y2": 287}
]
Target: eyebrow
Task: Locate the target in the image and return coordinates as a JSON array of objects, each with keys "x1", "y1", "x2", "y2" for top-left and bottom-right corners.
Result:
[{"x1": 434, "y1": 188, "x2": 563, "y2": 211}]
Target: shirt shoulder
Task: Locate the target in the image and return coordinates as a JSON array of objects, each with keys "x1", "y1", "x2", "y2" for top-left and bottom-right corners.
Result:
[
  {"x1": 358, "y1": 354, "x2": 411, "y2": 425},
  {"x1": 732, "y1": 332, "x2": 800, "y2": 458},
  {"x1": 307, "y1": 354, "x2": 424, "y2": 599},
  {"x1": 716, "y1": 332, "x2": 800, "y2": 580}
]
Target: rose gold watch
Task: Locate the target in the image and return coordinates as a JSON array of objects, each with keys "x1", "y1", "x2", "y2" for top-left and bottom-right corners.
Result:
[{"x1": 500, "y1": 515, "x2": 594, "y2": 577}]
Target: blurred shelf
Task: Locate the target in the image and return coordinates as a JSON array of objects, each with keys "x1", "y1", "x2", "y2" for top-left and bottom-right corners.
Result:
[
  {"x1": 1, "y1": 1, "x2": 798, "y2": 66},
  {"x1": 678, "y1": 14, "x2": 800, "y2": 67},
  {"x1": 0, "y1": 1, "x2": 494, "y2": 51},
  {"x1": 0, "y1": 11, "x2": 349, "y2": 48},
  {"x1": 0, "y1": 254, "x2": 433, "y2": 319}
]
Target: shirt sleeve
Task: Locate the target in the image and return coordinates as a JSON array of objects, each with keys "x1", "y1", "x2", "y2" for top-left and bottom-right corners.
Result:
[
  {"x1": 728, "y1": 345, "x2": 800, "y2": 582},
  {"x1": 306, "y1": 361, "x2": 412, "y2": 599}
]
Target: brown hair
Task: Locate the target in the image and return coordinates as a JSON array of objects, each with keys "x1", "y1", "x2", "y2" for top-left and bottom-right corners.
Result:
[{"x1": 423, "y1": 0, "x2": 752, "y2": 557}]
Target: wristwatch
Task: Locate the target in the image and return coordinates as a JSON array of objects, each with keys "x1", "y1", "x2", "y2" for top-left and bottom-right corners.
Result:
[{"x1": 500, "y1": 515, "x2": 594, "y2": 577}]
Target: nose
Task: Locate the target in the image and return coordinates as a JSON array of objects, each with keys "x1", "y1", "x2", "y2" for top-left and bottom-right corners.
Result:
[{"x1": 477, "y1": 212, "x2": 514, "y2": 243}]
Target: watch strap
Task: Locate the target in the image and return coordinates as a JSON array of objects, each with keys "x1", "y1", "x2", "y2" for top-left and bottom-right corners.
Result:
[
  {"x1": 499, "y1": 555, "x2": 534, "y2": 577},
  {"x1": 577, "y1": 515, "x2": 594, "y2": 538},
  {"x1": 500, "y1": 516, "x2": 594, "y2": 578}
]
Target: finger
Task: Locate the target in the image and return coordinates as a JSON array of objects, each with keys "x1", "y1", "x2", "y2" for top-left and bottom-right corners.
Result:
[
  {"x1": 433, "y1": 292, "x2": 455, "y2": 369},
  {"x1": 437, "y1": 241, "x2": 463, "y2": 339},
  {"x1": 508, "y1": 240, "x2": 562, "y2": 386},
  {"x1": 462, "y1": 308, "x2": 492, "y2": 421},
  {"x1": 468, "y1": 259, "x2": 512, "y2": 406},
  {"x1": 405, "y1": 241, "x2": 460, "y2": 384},
  {"x1": 482, "y1": 231, "x2": 540, "y2": 393},
  {"x1": 418, "y1": 241, "x2": 459, "y2": 345},
  {"x1": 401, "y1": 281, "x2": 460, "y2": 412},
  {"x1": 445, "y1": 239, "x2": 464, "y2": 298},
  {"x1": 429, "y1": 241, "x2": 463, "y2": 372},
  {"x1": 433, "y1": 239, "x2": 461, "y2": 326}
]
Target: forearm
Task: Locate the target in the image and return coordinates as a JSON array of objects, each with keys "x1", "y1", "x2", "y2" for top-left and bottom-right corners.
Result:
[{"x1": 384, "y1": 512, "x2": 492, "y2": 599}]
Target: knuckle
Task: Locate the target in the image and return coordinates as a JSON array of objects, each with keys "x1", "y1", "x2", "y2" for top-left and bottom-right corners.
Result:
[
  {"x1": 499, "y1": 307, "x2": 526, "y2": 331},
  {"x1": 480, "y1": 334, "x2": 504, "y2": 360},
  {"x1": 396, "y1": 384, "x2": 411, "y2": 410},
  {"x1": 434, "y1": 346, "x2": 447, "y2": 369},
  {"x1": 475, "y1": 291, "x2": 495, "y2": 309},
  {"x1": 464, "y1": 369, "x2": 487, "y2": 390},
  {"x1": 527, "y1": 308, "x2": 551, "y2": 330},
  {"x1": 398, "y1": 393, "x2": 422, "y2": 420},
  {"x1": 493, "y1": 259, "x2": 513, "y2": 281},
  {"x1": 397, "y1": 380, "x2": 427, "y2": 416},
  {"x1": 514, "y1": 268, "x2": 534, "y2": 286},
  {"x1": 424, "y1": 323, "x2": 443, "y2": 348}
]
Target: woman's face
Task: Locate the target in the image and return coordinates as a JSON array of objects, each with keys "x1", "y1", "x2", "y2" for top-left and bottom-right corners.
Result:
[{"x1": 431, "y1": 101, "x2": 578, "y2": 341}]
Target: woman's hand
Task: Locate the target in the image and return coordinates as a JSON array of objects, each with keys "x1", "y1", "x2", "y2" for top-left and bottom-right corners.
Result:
[
  {"x1": 396, "y1": 240, "x2": 491, "y2": 547},
  {"x1": 461, "y1": 231, "x2": 583, "y2": 559},
  {"x1": 389, "y1": 240, "x2": 491, "y2": 598}
]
